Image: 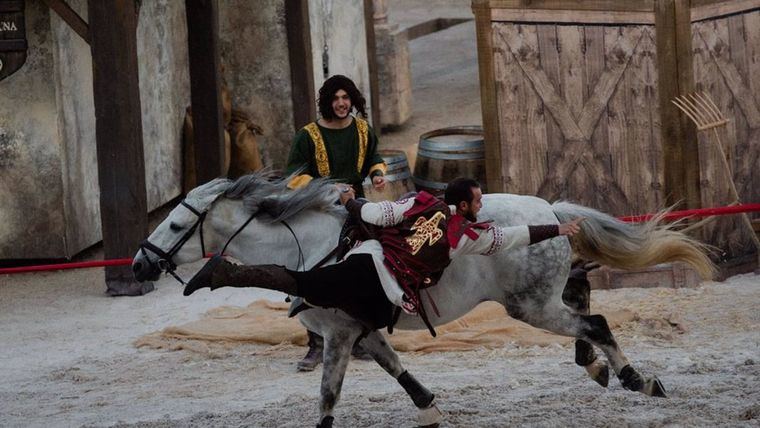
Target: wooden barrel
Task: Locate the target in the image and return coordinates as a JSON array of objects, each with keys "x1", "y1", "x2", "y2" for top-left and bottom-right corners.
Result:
[
  {"x1": 412, "y1": 126, "x2": 486, "y2": 196},
  {"x1": 363, "y1": 149, "x2": 416, "y2": 202}
]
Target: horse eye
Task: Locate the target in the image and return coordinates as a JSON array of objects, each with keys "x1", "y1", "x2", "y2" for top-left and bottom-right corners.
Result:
[{"x1": 169, "y1": 222, "x2": 183, "y2": 232}]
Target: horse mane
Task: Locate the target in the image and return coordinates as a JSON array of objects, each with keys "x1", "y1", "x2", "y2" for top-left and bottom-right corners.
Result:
[{"x1": 222, "y1": 169, "x2": 343, "y2": 223}]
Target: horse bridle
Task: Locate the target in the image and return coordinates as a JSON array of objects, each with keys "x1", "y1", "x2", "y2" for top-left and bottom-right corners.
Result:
[
  {"x1": 139, "y1": 201, "x2": 208, "y2": 285},
  {"x1": 138, "y1": 199, "x2": 308, "y2": 285}
]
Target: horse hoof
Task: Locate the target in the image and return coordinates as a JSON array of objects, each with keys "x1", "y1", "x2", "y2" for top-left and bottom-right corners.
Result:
[
  {"x1": 643, "y1": 376, "x2": 667, "y2": 398},
  {"x1": 417, "y1": 401, "x2": 443, "y2": 427},
  {"x1": 316, "y1": 415, "x2": 334, "y2": 428},
  {"x1": 585, "y1": 359, "x2": 609, "y2": 388}
]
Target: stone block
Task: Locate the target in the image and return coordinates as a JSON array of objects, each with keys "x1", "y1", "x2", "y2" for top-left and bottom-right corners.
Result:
[{"x1": 375, "y1": 24, "x2": 412, "y2": 127}]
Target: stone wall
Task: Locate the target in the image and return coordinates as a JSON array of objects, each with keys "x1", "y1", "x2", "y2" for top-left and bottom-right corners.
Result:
[
  {"x1": 0, "y1": 0, "x2": 190, "y2": 259},
  {"x1": 309, "y1": 0, "x2": 372, "y2": 125},
  {"x1": 218, "y1": 0, "x2": 294, "y2": 169},
  {"x1": 0, "y1": 0, "x2": 370, "y2": 259},
  {"x1": 0, "y1": 1, "x2": 64, "y2": 258}
]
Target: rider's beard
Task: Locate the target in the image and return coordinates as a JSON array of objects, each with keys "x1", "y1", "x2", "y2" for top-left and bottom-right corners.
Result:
[{"x1": 463, "y1": 209, "x2": 477, "y2": 223}]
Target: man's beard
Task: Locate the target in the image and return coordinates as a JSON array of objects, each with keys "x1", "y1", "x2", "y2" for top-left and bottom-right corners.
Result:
[
  {"x1": 334, "y1": 107, "x2": 350, "y2": 119},
  {"x1": 463, "y1": 210, "x2": 477, "y2": 222}
]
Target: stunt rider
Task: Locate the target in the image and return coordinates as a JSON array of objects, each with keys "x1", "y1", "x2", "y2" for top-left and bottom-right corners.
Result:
[{"x1": 182, "y1": 177, "x2": 583, "y2": 333}]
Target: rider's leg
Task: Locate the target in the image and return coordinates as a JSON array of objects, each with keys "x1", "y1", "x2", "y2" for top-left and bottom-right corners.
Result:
[{"x1": 184, "y1": 254, "x2": 393, "y2": 328}]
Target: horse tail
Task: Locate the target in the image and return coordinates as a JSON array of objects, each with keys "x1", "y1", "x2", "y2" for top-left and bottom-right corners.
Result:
[{"x1": 552, "y1": 202, "x2": 716, "y2": 280}]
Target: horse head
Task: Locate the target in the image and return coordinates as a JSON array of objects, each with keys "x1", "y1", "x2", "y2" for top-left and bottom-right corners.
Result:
[
  {"x1": 132, "y1": 171, "x2": 345, "y2": 283},
  {"x1": 132, "y1": 178, "x2": 233, "y2": 282}
]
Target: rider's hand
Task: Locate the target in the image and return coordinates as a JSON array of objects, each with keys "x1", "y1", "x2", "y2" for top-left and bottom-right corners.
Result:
[
  {"x1": 559, "y1": 217, "x2": 584, "y2": 236},
  {"x1": 372, "y1": 175, "x2": 387, "y2": 191},
  {"x1": 337, "y1": 185, "x2": 356, "y2": 205}
]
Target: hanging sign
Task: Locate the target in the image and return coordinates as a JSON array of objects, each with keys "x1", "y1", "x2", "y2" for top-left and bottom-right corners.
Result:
[{"x1": 0, "y1": 0, "x2": 26, "y2": 82}]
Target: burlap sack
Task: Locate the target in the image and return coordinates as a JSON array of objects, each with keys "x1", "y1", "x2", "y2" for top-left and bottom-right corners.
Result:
[
  {"x1": 227, "y1": 109, "x2": 264, "y2": 179},
  {"x1": 182, "y1": 108, "x2": 232, "y2": 194}
]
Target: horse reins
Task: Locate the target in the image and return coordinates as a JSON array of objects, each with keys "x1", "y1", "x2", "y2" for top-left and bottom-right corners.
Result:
[
  {"x1": 139, "y1": 201, "x2": 207, "y2": 285},
  {"x1": 140, "y1": 199, "x2": 320, "y2": 285}
]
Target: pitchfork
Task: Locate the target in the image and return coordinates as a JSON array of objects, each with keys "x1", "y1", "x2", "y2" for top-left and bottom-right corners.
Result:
[
  {"x1": 672, "y1": 92, "x2": 760, "y2": 249},
  {"x1": 672, "y1": 92, "x2": 732, "y2": 171}
]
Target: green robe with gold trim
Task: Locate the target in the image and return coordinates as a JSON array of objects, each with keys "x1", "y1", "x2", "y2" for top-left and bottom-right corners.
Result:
[{"x1": 286, "y1": 117, "x2": 385, "y2": 197}]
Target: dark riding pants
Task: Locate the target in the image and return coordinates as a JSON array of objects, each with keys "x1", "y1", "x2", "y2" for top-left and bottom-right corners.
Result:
[{"x1": 290, "y1": 254, "x2": 394, "y2": 330}]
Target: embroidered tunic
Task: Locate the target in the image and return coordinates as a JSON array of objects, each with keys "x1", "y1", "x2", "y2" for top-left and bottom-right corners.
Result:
[
  {"x1": 286, "y1": 117, "x2": 385, "y2": 197},
  {"x1": 345, "y1": 192, "x2": 534, "y2": 307}
]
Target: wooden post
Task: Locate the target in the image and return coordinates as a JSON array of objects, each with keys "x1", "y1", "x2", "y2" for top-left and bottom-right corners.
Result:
[
  {"x1": 364, "y1": 0, "x2": 381, "y2": 130},
  {"x1": 42, "y1": 0, "x2": 89, "y2": 43},
  {"x1": 89, "y1": 0, "x2": 153, "y2": 296},
  {"x1": 185, "y1": 0, "x2": 225, "y2": 185},
  {"x1": 656, "y1": 0, "x2": 701, "y2": 209},
  {"x1": 472, "y1": 1, "x2": 503, "y2": 193},
  {"x1": 285, "y1": 0, "x2": 316, "y2": 129}
]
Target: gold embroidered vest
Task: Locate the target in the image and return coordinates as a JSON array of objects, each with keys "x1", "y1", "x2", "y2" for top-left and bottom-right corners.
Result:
[{"x1": 302, "y1": 117, "x2": 369, "y2": 177}]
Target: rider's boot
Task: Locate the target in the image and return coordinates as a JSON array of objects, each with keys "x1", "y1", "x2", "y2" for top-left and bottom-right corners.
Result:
[
  {"x1": 183, "y1": 255, "x2": 297, "y2": 296},
  {"x1": 297, "y1": 330, "x2": 324, "y2": 372}
]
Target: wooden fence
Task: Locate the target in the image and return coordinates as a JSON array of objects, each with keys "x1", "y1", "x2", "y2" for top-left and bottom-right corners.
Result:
[{"x1": 473, "y1": 0, "x2": 760, "y2": 266}]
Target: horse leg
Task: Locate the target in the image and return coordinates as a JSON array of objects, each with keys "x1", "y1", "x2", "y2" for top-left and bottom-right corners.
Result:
[
  {"x1": 510, "y1": 300, "x2": 666, "y2": 398},
  {"x1": 316, "y1": 327, "x2": 361, "y2": 428},
  {"x1": 562, "y1": 266, "x2": 609, "y2": 388},
  {"x1": 359, "y1": 330, "x2": 443, "y2": 427}
]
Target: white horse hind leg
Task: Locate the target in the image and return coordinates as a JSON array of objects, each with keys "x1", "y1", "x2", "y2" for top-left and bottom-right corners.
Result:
[
  {"x1": 360, "y1": 331, "x2": 443, "y2": 427},
  {"x1": 561, "y1": 272, "x2": 609, "y2": 387},
  {"x1": 526, "y1": 302, "x2": 667, "y2": 397}
]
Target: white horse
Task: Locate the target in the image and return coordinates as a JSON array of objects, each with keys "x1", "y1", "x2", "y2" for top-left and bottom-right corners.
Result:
[{"x1": 132, "y1": 172, "x2": 713, "y2": 428}]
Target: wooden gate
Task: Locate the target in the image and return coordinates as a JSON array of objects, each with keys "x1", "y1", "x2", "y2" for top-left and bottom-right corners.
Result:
[{"x1": 474, "y1": 0, "x2": 760, "y2": 269}]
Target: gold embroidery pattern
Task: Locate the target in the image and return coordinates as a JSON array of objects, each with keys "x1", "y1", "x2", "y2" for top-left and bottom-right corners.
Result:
[
  {"x1": 304, "y1": 123, "x2": 330, "y2": 177},
  {"x1": 355, "y1": 117, "x2": 369, "y2": 173},
  {"x1": 406, "y1": 211, "x2": 446, "y2": 255}
]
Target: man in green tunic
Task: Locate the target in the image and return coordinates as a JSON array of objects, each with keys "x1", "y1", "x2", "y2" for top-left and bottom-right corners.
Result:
[
  {"x1": 286, "y1": 74, "x2": 387, "y2": 197},
  {"x1": 285, "y1": 75, "x2": 387, "y2": 371}
]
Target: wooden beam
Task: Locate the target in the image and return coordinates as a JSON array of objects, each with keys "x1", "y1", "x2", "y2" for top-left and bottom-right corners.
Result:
[
  {"x1": 364, "y1": 0, "x2": 381, "y2": 129},
  {"x1": 88, "y1": 0, "x2": 153, "y2": 296},
  {"x1": 691, "y1": 0, "x2": 760, "y2": 22},
  {"x1": 185, "y1": 0, "x2": 225, "y2": 185},
  {"x1": 490, "y1": 8, "x2": 654, "y2": 24},
  {"x1": 472, "y1": 4, "x2": 503, "y2": 193},
  {"x1": 404, "y1": 18, "x2": 472, "y2": 41},
  {"x1": 42, "y1": 0, "x2": 89, "y2": 43},
  {"x1": 656, "y1": 0, "x2": 701, "y2": 209},
  {"x1": 285, "y1": 0, "x2": 316, "y2": 130},
  {"x1": 472, "y1": 0, "x2": 655, "y2": 12}
]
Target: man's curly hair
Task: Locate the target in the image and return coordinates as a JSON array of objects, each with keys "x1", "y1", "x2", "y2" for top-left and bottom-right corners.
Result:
[{"x1": 317, "y1": 75, "x2": 367, "y2": 120}]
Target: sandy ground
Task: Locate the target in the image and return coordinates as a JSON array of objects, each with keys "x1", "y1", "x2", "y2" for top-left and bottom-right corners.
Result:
[
  {"x1": 2, "y1": 265, "x2": 759, "y2": 428},
  {"x1": 3, "y1": 2, "x2": 760, "y2": 427}
]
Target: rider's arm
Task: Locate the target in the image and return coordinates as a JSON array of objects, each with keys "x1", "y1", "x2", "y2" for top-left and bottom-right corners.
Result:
[
  {"x1": 345, "y1": 198, "x2": 415, "y2": 227},
  {"x1": 450, "y1": 224, "x2": 561, "y2": 257}
]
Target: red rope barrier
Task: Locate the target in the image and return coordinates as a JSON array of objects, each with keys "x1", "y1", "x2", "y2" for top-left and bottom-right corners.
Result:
[
  {"x1": 0, "y1": 254, "x2": 215, "y2": 275},
  {"x1": 618, "y1": 203, "x2": 760, "y2": 223},
  {"x1": 0, "y1": 258, "x2": 133, "y2": 274},
  {"x1": 2, "y1": 203, "x2": 759, "y2": 275}
]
